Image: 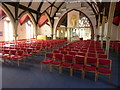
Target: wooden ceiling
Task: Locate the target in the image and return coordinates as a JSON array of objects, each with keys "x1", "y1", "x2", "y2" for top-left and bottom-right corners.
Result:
[{"x1": 0, "y1": 1, "x2": 112, "y2": 26}]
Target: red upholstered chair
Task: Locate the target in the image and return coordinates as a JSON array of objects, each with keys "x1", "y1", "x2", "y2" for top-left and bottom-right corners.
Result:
[
  {"x1": 78, "y1": 52, "x2": 86, "y2": 57},
  {"x1": 4, "y1": 49, "x2": 17, "y2": 65},
  {"x1": 53, "y1": 50, "x2": 60, "y2": 54},
  {"x1": 60, "y1": 50, "x2": 68, "y2": 55},
  {"x1": 40, "y1": 53, "x2": 54, "y2": 71},
  {"x1": 59, "y1": 54, "x2": 74, "y2": 75},
  {"x1": 23, "y1": 48, "x2": 33, "y2": 59},
  {"x1": 70, "y1": 55, "x2": 85, "y2": 78},
  {"x1": 96, "y1": 59, "x2": 112, "y2": 83},
  {"x1": 65, "y1": 48, "x2": 71, "y2": 52},
  {"x1": 49, "y1": 53, "x2": 63, "y2": 72},
  {"x1": 58, "y1": 48, "x2": 64, "y2": 51},
  {"x1": 2, "y1": 49, "x2": 10, "y2": 64},
  {"x1": 97, "y1": 54, "x2": 108, "y2": 59},
  {"x1": 72, "y1": 49, "x2": 80, "y2": 52},
  {"x1": 68, "y1": 51, "x2": 77, "y2": 57},
  {"x1": 87, "y1": 53, "x2": 97, "y2": 58},
  {"x1": 83, "y1": 57, "x2": 98, "y2": 82},
  {"x1": 32, "y1": 46, "x2": 41, "y2": 54},
  {"x1": 11, "y1": 50, "x2": 24, "y2": 66}
]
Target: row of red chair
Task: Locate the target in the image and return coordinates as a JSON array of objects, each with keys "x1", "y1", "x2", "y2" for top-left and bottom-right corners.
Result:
[
  {"x1": 53, "y1": 50, "x2": 108, "y2": 58},
  {"x1": 40, "y1": 40, "x2": 112, "y2": 83},
  {"x1": 0, "y1": 39, "x2": 66, "y2": 66},
  {"x1": 40, "y1": 53, "x2": 112, "y2": 82},
  {"x1": 110, "y1": 41, "x2": 120, "y2": 54}
]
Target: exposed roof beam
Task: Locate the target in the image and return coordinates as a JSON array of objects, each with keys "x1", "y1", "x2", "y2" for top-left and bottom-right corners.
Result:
[
  {"x1": 53, "y1": 2, "x2": 64, "y2": 18},
  {"x1": 37, "y1": 1, "x2": 44, "y2": 12},
  {"x1": 28, "y1": 1, "x2": 33, "y2": 7},
  {"x1": 41, "y1": 2, "x2": 56, "y2": 14},
  {"x1": 4, "y1": 2, "x2": 40, "y2": 15},
  {"x1": 15, "y1": 2, "x2": 19, "y2": 20},
  {"x1": 48, "y1": 2, "x2": 57, "y2": 9}
]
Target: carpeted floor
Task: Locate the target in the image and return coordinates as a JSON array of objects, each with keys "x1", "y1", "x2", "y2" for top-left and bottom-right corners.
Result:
[{"x1": 1, "y1": 44, "x2": 119, "y2": 88}]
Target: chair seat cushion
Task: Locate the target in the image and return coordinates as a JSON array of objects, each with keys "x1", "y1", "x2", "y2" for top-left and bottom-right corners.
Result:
[
  {"x1": 0, "y1": 55, "x2": 2, "y2": 58},
  {"x1": 51, "y1": 61, "x2": 62, "y2": 65},
  {"x1": 98, "y1": 67, "x2": 111, "y2": 74},
  {"x1": 41, "y1": 49, "x2": 45, "y2": 51},
  {"x1": 2, "y1": 55, "x2": 9, "y2": 58},
  {"x1": 41, "y1": 60, "x2": 53, "y2": 64},
  {"x1": 6, "y1": 55, "x2": 16, "y2": 59},
  {"x1": 61, "y1": 62, "x2": 73, "y2": 67},
  {"x1": 12, "y1": 56, "x2": 23, "y2": 59},
  {"x1": 33, "y1": 50, "x2": 39, "y2": 53},
  {"x1": 23, "y1": 53, "x2": 31, "y2": 56},
  {"x1": 72, "y1": 64, "x2": 85, "y2": 69},
  {"x1": 84, "y1": 65, "x2": 96, "y2": 71}
]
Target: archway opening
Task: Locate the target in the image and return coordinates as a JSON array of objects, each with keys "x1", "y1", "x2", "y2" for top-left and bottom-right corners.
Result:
[
  {"x1": 18, "y1": 14, "x2": 35, "y2": 40},
  {"x1": 37, "y1": 13, "x2": 52, "y2": 40},
  {"x1": 56, "y1": 10, "x2": 93, "y2": 41},
  {"x1": 0, "y1": 9, "x2": 14, "y2": 41}
]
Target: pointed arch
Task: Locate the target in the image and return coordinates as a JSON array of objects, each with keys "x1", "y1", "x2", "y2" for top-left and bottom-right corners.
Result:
[
  {"x1": 37, "y1": 13, "x2": 52, "y2": 38},
  {"x1": 38, "y1": 12, "x2": 52, "y2": 29},
  {"x1": 54, "y1": 9, "x2": 95, "y2": 40},
  {"x1": 18, "y1": 11, "x2": 36, "y2": 27},
  {"x1": 0, "y1": 5, "x2": 15, "y2": 41},
  {"x1": 1, "y1": 3, "x2": 15, "y2": 23}
]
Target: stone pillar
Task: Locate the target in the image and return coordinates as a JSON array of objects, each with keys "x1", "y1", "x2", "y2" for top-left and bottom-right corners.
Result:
[
  {"x1": 101, "y1": 8, "x2": 106, "y2": 47},
  {"x1": 105, "y1": 2, "x2": 116, "y2": 54},
  {"x1": 13, "y1": 20, "x2": 18, "y2": 43},
  {"x1": 96, "y1": 14, "x2": 101, "y2": 41},
  {"x1": 34, "y1": 24, "x2": 38, "y2": 39}
]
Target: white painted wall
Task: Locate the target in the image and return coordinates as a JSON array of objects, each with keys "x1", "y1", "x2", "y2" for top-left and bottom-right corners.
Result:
[
  {"x1": 17, "y1": 23, "x2": 27, "y2": 40},
  {"x1": 111, "y1": 24, "x2": 120, "y2": 41},
  {"x1": 98, "y1": 22, "x2": 120, "y2": 41},
  {"x1": 37, "y1": 23, "x2": 52, "y2": 38},
  {"x1": 0, "y1": 19, "x2": 5, "y2": 41}
]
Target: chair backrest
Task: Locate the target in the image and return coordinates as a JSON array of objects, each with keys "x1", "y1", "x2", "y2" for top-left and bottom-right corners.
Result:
[
  {"x1": 26, "y1": 48, "x2": 33, "y2": 53},
  {"x1": 97, "y1": 54, "x2": 108, "y2": 59},
  {"x1": 60, "y1": 50, "x2": 68, "y2": 55},
  {"x1": 53, "y1": 50, "x2": 60, "y2": 53},
  {"x1": 98, "y1": 59, "x2": 112, "y2": 70},
  {"x1": 69, "y1": 51, "x2": 77, "y2": 57},
  {"x1": 78, "y1": 52, "x2": 86, "y2": 56},
  {"x1": 75, "y1": 55, "x2": 85, "y2": 64},
  {"x1": 86, "y1": 57, "x2": 98, "y2": 66},
  {"x1": 3, "y1": 49, "x2": 10, "y2": 54},
  {"x1": 17, "y1": 50, "x2": 24, "y2": 56},
  {"x1": 45, "y1": 53, "x2": 54, "y2": 59},
  {"x1": 54, "y1": 53, "x2": 63, "y2": 61},
  {"x1": 58, "y1": 48, "x2": 64, "y2": 51},
  {"x1": 10, "y1": 49, "x2": 17, "y2": 55},
  {"x1": 87, "y1": 53, "x2": 96, "y2": 58},
  {"x1": 63, "y1": 54, "x2": 74, "y2": 62}
]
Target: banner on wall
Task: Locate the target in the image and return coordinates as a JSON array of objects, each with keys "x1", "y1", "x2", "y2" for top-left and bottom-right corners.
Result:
[{"x1": 67, "y1": 10, "x2": 79, "y2": 27}]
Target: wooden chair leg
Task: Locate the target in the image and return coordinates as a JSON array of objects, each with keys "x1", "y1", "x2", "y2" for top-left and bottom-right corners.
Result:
[
  {"x1": 109, "y1": 74, "x2": 112, "y2": 84},
  {"x1": 82, "y1": 71, "x2": 85, "y2": 79},
  {"x1": 10, "y1": 59, "x2": 13, "y2": 65},
  {"x1": 59, "y1": 67, "x2": 62, "y2": 74},
  {"x1": 40, "y1": 63, "x2": 42, "y2": 72},
  {"x1": 81, "y1": 70, "x2": 84, "y2": 79},
  {"x1": 49, "y1": 64, "x2": 52, "y2": 72},
  {"x1": 17, "y1": 60, "x2": 19, "y2": 67},
  {"x1": 70, "y1": 68, "x2": 73, "y2": 77},
  {"x1": 95, "y1": 72, "x2": 98, "y2": 82},
  {"x1": 23, "y1": 59, "x2": 25, "y2": 64},
  {"x1": 4, "y1": 58, "x2": 6, "y2": 64}
]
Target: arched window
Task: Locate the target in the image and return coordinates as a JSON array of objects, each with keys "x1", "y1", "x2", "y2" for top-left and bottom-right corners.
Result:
[
  {"x1": 0, "y1": 9, "x2": 14, "y2": 41},
  {"x1": 18, "y1": 14, "x2": 35, "y2": 40},
  {"x1": 4, "y1": 17, "x2": 14, "y2": 41}
]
